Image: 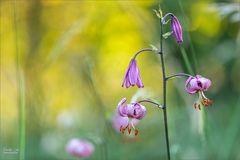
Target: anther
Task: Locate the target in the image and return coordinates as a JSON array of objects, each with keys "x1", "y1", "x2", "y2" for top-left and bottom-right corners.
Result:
[
  {"x1": 128, "y1": 126, "x2": 132, "y2": 134},
  {"x1": 198, "y1": 104, "x2": 201, "y2": 110},
  {"x1": 134, "y1": 129, "x2": 139, "y2": 136}
]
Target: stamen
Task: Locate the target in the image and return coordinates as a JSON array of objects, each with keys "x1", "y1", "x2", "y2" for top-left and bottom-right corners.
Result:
[
  {"x1": 201, "y1": 91, "x2": 207, "y2": 99},
  {"x1": 198, "y1": 104, "x2": 201, "y2": 110},
  {"x1": 120, "y1": 125, "x2": 123, "y2": 132},
  {"x1": 202, "y1": 98, "x2": 213, "y2": 107},
  {"x1": 128, "y1": 125, "x2": 132, "y2": 134},
  {"x1": 194, "y1": 103, "x2": 197, "y2": 109},
  {"x1": 200, "y1": 91, "x2": 213, "y2": 107},
  {"x1": 134, "y1": 129, "x2": 139, "y2": 136},
  {"x1": 120, "y1": 124, "x2": 129, "y2": 134},
  {"x1": 131, "y1": 121, "x2": 136, "y2": 130}
]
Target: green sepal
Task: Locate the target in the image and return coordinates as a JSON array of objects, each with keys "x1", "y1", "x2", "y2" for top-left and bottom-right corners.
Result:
[{"x1": 162, "y1": 32, "x2": 172, "y2": 39}]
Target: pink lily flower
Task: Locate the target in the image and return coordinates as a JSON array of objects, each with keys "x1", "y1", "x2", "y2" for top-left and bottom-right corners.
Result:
[
  {"x1": 185, "y1": 75, "x2": 213, "y2": 110},
  {"x1": 66, "y1": 138, "x2": 94, "y2": 158},
  {"x1": 116, "y1": 98, "x2": 146, "y2": 136}
]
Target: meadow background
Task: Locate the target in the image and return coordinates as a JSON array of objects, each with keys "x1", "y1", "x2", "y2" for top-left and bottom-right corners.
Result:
[{"x1": 0, "y1": 0, "x2": 239, "y2": 159}]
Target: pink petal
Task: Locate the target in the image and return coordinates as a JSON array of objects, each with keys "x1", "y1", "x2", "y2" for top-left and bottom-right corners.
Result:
[
  {"x1": 128, "y1": 59, "x2": 138, "y2": 85},
  {"x1": 198, "y1": 77, "x2": 211, "y2": 91},
  {"x1": 185, "y1": 76, "x2": 197, "y2": 94},
  {"x1": 136, "y1": 73, "x2": 144, "y2": 88},
  {"x1": 112, "y1": 114, "x2": 129, "y2": 132},
  {"x1": 118, "y1": 98, "x2": 126, "y2": 107}
]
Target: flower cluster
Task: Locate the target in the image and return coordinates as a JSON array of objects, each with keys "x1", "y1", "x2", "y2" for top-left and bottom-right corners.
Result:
[
  {"x1": 66, "y1": 138, "x2": 94, "y2": 158},
  {"x1": 185, "y1": 75, "x2": 213, "y2": 110},
  {"x1": 115, "y1": 98, "x2": 146, "y2": 136},
  {"x1": 116, "y1": 11, "x2": 213, "y2": 141}
]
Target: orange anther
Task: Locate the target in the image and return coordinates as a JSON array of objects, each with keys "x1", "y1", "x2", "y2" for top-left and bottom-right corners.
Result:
[
  {"x1": 194, "y1": 103, "x2": 197, "y2": 109},
  {"x1": 198, "y1": 104, "x2": 201, "y2": 110},
  {"x1": 128, "y1": 127, "x2": 131, "y2": 134},
  {"x1": 134, "y1": 129, "x2": 139, "y2": 136}
]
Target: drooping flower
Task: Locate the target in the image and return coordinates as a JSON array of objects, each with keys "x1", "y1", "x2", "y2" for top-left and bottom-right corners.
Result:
[
  {"x1": 171, "y1": 15, "x2": 183, "y2": 44},
  {"x1": 66, "y1": 138, "x2": 94, "y2": 158},
  {"x1": 185, "y1": 75, "x2": 213, "y2": 110},
  {"x1": 116, "y1": 98, "x2": 146, "y2": 136},
  {"x1": 122, "y1": 58, "x2": 144, "y2": 88}
]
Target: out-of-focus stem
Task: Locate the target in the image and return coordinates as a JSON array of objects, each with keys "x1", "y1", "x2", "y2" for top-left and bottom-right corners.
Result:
[
  {"x1": 13, "y1": 1, "x2": 25, "y2": 159},
  {"x1": 18, "y1": 72, "x2": 26, "y2": 160}
]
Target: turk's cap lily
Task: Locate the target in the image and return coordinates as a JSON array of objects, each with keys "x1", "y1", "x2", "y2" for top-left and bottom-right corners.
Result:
[
  {"x1": 171, "y1": 15, "x2": 183, "y2": 44},
  {"x1": 122, "y1": 58, "x2": 144, "y2": 88},
  {"x1": 185, "y1": 75, "x2": 213, "y2": 110},
  {"x1": 66, "y1": 138, "x2": 94, "y2": 158},
  {"x1": 185, "y1": 75, "x2": 211, "y2": 94},
  {"x1": 117, "y1": 98, "x2": 146, "y2": 120},
  {"x1": 116, "y1": 98, "x2": 146, "y2": 136}
]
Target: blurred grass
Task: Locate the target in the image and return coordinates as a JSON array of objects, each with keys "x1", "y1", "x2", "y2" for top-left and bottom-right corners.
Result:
[
  {"x1": 0, "y1": 0, "x2": 240, "y2": 160},
  {"x1": 13, "y1": 1, "x2": 25, "y2": 159}
]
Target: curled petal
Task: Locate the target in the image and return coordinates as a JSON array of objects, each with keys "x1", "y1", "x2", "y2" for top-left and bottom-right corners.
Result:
[
  {"x1": 198, "y1": 77, "x2": 211, "y2": 91},
  {"x1": 195, "y1": 75, "x2": 202, "y2": 79},
  {"x1": 117, "y1": 105, "x2": 129, "y2": 117},
  {"x1": 185, "y1": 76, "x2": 197, "y2": 94},
  {"x1": 127, "y1": 103, "x2": 146, "y2": 120},
  {"x1": 112, "y1": 114, "x2": 129, "y2": 132},
  {"x1": 190, "y1": 78, "x2": 202, "y2": 90},
  {"x1": 185, "y1": 75, "x2": 212, "y2": 94},
  {"x1": 118, "y1": 97, "x2": 126, "y2": 107}
]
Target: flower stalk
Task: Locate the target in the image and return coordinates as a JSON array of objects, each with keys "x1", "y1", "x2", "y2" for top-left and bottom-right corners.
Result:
[
  {"x1": 159, "y1": 15, "x2": 171, "y2": 160},
  {"x1": 116, "y1": 8, "x2": 212, "y2": 160}
]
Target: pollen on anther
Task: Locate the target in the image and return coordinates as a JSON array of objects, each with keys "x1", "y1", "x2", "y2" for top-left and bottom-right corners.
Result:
[
  {"x1": 194, "y1": 103, "x2": 197, "y2": 109},
  {"x1": 134, "y1": 129, "x2": 139, "y2": 136},
  {"x1": 128, "y1": 127, "x2": 132, "y2": 134}
]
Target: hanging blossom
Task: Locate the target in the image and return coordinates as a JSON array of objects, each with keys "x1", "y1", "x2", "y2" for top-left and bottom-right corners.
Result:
[
  {"x1": 185, "y1": 75, "x2": 213, "y2": 110},
  {"x1": 171, "y1": 15, "x2": 183, "y2": 44},
  {"x1": 116, "y1": 97, "x2": 146, "y2": 136},
  {"x1": 66, "y1": 138, "x2": 94, "y2": 158},
  {"x1": 122, "y1": 58, "x2": 144, "y2": 88},
  {"x1": 162, "y1": 13, "x2": 183, "y2": 44}
]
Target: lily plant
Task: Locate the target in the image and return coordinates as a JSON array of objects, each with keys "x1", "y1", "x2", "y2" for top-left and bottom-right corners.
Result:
[{"x1": 115, "y1": 9, "x2": 213, "y2": 160}]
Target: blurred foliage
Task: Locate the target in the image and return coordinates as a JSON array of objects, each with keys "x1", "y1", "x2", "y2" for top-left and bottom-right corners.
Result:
[{"x1": 0, "y1": 0, "x2": 240, "y2": 160}]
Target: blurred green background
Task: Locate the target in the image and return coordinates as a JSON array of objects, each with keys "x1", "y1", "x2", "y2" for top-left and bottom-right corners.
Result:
[{"x1": 0, "y1": 0, "x2": 240, "y2": 159}]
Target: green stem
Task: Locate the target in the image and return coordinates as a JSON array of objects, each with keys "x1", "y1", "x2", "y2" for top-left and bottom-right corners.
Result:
[
  {"x1": 18, "y1": 72, "x2": 26, "y2": 160},
  {"x1": 159, "y1": 15, "x2": 171, "y2": 160},
  {"x1": 180, "y1": 47, "x2": 194, "y2": 75}
]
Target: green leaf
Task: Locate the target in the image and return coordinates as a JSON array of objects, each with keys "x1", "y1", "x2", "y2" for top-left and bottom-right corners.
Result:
[
  {"x1": 153, "y1": 9, "x2": 161, "y2": 18},
  {"x1": 149, "y1": 44, "x2": 159, "y2": 52},
  {"x1": 158, "y1": 6, "x2": 163, "y2": 18},
  {"x1": 162, "y1": 32, "x2": 172, "y2": 39},
  {"x1": 163, "y1": 19, "x2": 171, "y2": 25}
]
